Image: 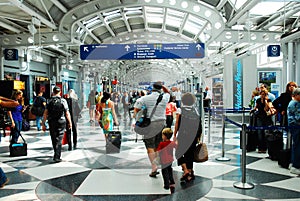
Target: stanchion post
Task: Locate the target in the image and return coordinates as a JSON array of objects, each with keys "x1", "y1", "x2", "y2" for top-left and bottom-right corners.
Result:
[
  {"x1": 233, "y1": 123, "x2": 254, "y2": 189},
  {"x1": 216, "y1": 114, "x2": 230, "y2": 161},
  {"x1": 207, "y1": 108, "x2": 211, "y2": 143}
]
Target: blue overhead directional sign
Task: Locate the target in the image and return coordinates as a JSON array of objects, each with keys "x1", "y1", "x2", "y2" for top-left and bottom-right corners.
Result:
[{"x1": 80, "y1": 43, "x2": 205, "y2": 60}]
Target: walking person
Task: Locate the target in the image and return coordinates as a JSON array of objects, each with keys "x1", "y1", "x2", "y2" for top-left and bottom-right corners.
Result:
[
  {"x1": 173, "y1": 92, "x2": 202, "y2": 182},
  {"x1": 121, "y1": 91, "x2": 129, "y2": 120},
  {"x1": 65, "y1": 89, "x2": 81, "y2": 150},
  {"x1": 287, "y1": 88, "x2": 300, "y2": 175},
  {"x1": 32, "y1": 91, "x2": 47, "y2": 131},
  {"x1": 42, "y1": 86, "x2": 72, "y2": 163},
  {"x1": 156, "y1": 128, "x2": 176, "y2": 193},
  {"x1": 134, "y1": 82, "x2": 170, "y2": 177},
  {"x1": 87, "y1": 90, "x2": 96, "y2": 122},
  {"x1": 96, "y1": 92, "x2": 119, "y2": 141},
  {"x1": 0, "y1": 96, "x2": 18, "y2": 188},
  {"x1": 165, "y1": 96, "x2": 177, "y2": 128},
  {"x1": 7, "y1": 90, "x2": 28, "y2": 143}
]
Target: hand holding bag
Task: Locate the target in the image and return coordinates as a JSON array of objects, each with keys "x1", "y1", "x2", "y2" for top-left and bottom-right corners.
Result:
[
  {"x1": 194, "y1": 136, "x2": 208, "y2": 162},
  {"x1": 194, "y1": 142, "x2": 208, "y2": 162}
]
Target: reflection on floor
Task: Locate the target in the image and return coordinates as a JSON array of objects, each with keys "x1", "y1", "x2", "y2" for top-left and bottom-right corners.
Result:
[{"x1": 0, "y1": 109, "x2": 299, "y2": 201}]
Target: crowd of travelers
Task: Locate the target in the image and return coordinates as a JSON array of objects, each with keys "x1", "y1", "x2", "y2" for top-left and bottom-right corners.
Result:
[{"x1": 1, "y1": 80, "x2": 299, "y2": 191}]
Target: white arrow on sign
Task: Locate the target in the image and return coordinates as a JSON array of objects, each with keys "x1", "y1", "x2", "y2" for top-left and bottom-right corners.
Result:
[
  {"x1": 196, "y1": 44, "x2": 201, "y2": 51},
  {"x1": 84, "y1": 47, "x2": 89, "y2": 52},
  {"x1": 125, "y1": 45, "x2": 130, "y2": 51}
]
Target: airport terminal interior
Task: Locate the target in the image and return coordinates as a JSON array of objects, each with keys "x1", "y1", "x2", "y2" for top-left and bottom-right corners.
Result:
[
  {"x1": 0, "y1": 0, "x2": 300, "y2": 200},
  {"x1": 0, "y1": 109, "x2": 300, "y2": 201}
]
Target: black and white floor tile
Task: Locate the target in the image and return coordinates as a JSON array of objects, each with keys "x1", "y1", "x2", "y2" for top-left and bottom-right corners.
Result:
[{"x1": 0, "y1": 109, "x2": 299, "y2": 201}]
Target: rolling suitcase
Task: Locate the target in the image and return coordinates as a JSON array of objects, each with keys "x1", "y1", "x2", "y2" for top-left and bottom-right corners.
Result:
[
  {"x1": 106, "y1": 129, "x2": 122, "y2": 154},
  {"x1": 278, "y1": 125, "x2": 291, "y2": 169},
  {"x1": 9, "y1": 133, "x2": 27, "y2": 157},
  {"x1": 247, "y1": 113, "x2": 258, "y2": 152},
  {"x1": 266, "y1": 129, "x2": 283, "y2": 161}
]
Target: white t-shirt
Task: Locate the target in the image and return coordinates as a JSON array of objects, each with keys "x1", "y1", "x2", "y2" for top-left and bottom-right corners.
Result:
[{"x1": 134, "y1": 91, "x2": 170, "y2": 121}]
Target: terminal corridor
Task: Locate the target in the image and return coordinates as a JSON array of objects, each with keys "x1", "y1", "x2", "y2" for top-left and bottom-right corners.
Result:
[{"x1": 0, "y1": 109, "x2": 299, "y2": 201}]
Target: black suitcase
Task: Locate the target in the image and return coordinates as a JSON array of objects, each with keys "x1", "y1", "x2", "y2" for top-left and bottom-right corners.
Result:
[
  {"x1": 266, "y1": 130, "x2": 283, "y2": 161},
  {"x1": 9, "y1": 134, "x2": 27, "y2": 157},
  {"x1": 278, "y1": 149, "x2": 291, "y2": 168},
  {"x1": 278, "y1": 126, "x2": 291, "y2": 169},
  {"x1": 106, "y1": 130, "x2": 121, "y2": 154},
  {"x1": 247, "y1": 113, "x2": 258, "y2": 152}
]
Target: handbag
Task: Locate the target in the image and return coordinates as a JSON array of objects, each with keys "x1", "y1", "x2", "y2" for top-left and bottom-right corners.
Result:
[
  {"x1": 21, "y1": 119, "x2": 30, "y2": 131},
  {"x1": 194, "y1": 142, "x2": 208, "y2": 162},
  {"x1": 62, "y1": 131, "x2": 68, "y2": 145},
  {"x1": 9, "y1": 133, "x2": 27, "y2": 157},
  {"x1": 134, "y1": 94, "x2": 165, "y2": 137}
]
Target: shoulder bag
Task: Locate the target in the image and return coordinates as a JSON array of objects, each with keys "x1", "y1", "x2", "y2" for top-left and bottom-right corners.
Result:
[
  {"x1": 194, "y1": 135, "x2": 208, "y2": 163},
  {"x1": 134, "y1": 94, "x2": 165, "y2": 138}
]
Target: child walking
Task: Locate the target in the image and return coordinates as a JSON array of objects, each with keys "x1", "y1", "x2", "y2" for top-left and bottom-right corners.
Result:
[{"x1": 156, "y1": 128, "x2": 177, "y2": 193}]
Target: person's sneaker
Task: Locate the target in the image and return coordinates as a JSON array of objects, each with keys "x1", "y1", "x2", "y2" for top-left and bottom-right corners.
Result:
[
  {"x1": 170, "y1": 186, "x2": 175, "y2": 194},
  {"x1": 53, "y1": 158, "x2": 62, "y2": 163},
  {"x1": 0, "y1": 178, "x2": 9, "y2": 188},
  {"x1": 288, "y1": 163, "x2": 293, "y2": 170},
  {"x1": 290, "y1": 167, "x2": 300, "y2": 175}
]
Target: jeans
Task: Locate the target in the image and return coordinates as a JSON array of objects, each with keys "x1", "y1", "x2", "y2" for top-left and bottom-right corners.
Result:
[
  {"x1": 162, "y1": 164, "x2": 175, "y2": 187},
  {"x1": 48, "y1": 121, "x2": 65, "y2": 160},
  {"x1": 291, "y1": 128, "x2": 300, "y2": 168},
  {"x1": 256, "y1": 117, "x2": 271, "y2": 151},
  {"x1": 66, "y1": 116, "x2": 78, "y2": 148},
  {"x1": 0, "y1": 168, "x2": 7, "y2": 186},
  {"x1": 36, "y1": 116, "x2": 43, "y2": 130},
  {"x1": 12, "y1": 120, "x2": 22, "y2": 143}
]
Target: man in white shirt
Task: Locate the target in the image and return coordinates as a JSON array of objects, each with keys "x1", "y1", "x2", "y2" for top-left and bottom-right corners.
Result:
[{"x1": 134, "y1": 82, "x2": 170, "y2": 177}]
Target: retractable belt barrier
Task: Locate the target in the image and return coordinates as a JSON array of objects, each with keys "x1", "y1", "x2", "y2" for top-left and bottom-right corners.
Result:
[{"x1": 210, "y1": 107, "x2": 300, "y2": 190}]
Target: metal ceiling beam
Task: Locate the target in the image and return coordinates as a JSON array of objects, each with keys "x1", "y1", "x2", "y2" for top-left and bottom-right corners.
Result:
[
  {"x1": 227, "y1": 0, "x2": 260, "y2": 27},
  {"x1": 98, "y1": 14, "x2": 116, "y2": 37},
  {"x1": 77, "y1": 22, "x2": 101, "y2": 44},
  {"x1": 50, "y1": 0, "x2": 68, "y2": 13},
  {"x1": 216, "y1": 0, "x2": 229, "y2": 10},
  {"x1": 8, "y1": 0, "x2": 57, "y2": 30},
  {"x1": 0, "y1": 19, "x2": 21, "y2": 33},
  {"x1": 0, "y1": 32, "x2": 71, "y2": 46},
  {"x1": 178, "y1": 13, "x2": 189, "y2": 34},
  {"x1": 121, "y1": 8, "x2": 132, "y2": 33},
  {"x1": 215, "y1": 29, "x2": 282, "y2": 43},
  {"x1": 258, "y1": 4, "x2": 300, "y2": 30}
]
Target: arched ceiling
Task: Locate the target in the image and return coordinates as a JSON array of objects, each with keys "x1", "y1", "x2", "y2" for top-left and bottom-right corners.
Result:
[{"x1": 0, "y1": 0, "x2": 299, "y2": 86}]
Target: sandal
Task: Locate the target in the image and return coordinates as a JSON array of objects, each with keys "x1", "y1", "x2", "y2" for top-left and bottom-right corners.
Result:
[
  {"x1": 180, "y1": 173, "x2": 193, "y2": 182},
  {"x1": 180, "y1": 173, "x2": 190, "y2": 181},
  {"x1": 149, "y1": 170, "x2": 159, "y2": 177}
]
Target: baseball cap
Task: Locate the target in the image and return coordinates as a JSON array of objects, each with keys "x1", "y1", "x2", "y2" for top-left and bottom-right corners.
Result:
[
  {"x1": 293, "y1": 88, "x2": 300, "y2": 95},
  {"x1": 53, "y1": 86, "x2": 61, "y2": 93},
  {"x1": 152, "y1": 82, "x2": 162, "y2": 90}
]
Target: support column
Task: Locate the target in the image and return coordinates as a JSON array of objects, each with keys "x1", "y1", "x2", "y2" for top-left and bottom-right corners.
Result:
[
  {"x1": 281, "y1": 43, "x2": 288, "y2": 87},
  {"x1": 0, "y1": 47, "x2": 3, "y2": 80},
  {"x1": 296, "y1": 42, "x2": 300, "y2": 84},
  {"x1": 288, "y1": 42, "x2": 294, "y2": 82}
]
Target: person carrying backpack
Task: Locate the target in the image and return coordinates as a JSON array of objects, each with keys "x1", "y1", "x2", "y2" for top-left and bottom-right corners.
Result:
[
  {"x1": 42, "y1": 86, "x2": 72, "y2": 163},
  {"x1": 174, "y1": 92, "x2": 202, "y2": 182}
]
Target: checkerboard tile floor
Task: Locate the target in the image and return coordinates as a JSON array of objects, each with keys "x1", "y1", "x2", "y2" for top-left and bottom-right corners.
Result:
[{"x1": 0, "y1": 110, "x2": 299, "y2": 201}]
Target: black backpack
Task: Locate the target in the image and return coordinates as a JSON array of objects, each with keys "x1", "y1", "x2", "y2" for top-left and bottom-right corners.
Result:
[
  {"x1": 47, "y1": 97, "x2": 64, "y2": 121},
  {"x1": 178, "y1": 106, "x2": 202, "y2": 138}
]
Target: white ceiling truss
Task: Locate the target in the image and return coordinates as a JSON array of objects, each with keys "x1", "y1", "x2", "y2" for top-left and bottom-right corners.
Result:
[{"x1": 0, "y1": 0, "x2": 299, "y2": 86}]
